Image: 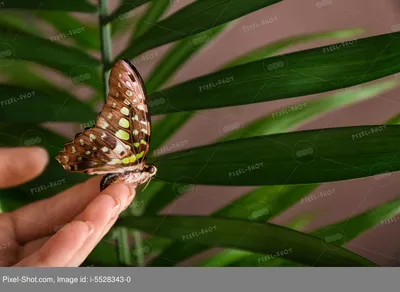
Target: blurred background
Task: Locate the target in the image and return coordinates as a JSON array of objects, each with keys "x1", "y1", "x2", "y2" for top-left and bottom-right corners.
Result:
[
  {"x1": 1, "y1": 0, "x2": 400, "y2": 266},
  {"x1": 128, "y1": 0, "x2": 400, "y2": 266}
]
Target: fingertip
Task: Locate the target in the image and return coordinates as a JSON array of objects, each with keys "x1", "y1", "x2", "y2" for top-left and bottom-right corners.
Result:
[
  {"x1": 101, "y1": 182, "x2": 131, "y2": 197},
  {"x1": 30, "y1": 146, "x2": 49, "y2": 160},
  {"x1": 101, "y1": 182, "x2": 133, "y2": 212}
]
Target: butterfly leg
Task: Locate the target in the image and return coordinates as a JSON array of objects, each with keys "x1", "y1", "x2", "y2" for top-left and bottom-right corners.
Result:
[{"x1": 100, "y1": 173, "x2": 123, "y2": 191}]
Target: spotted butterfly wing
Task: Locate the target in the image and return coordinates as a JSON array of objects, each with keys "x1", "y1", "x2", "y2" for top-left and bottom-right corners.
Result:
[{"x1": 56, "y1": 60, "x2": 156, "y2": 189}]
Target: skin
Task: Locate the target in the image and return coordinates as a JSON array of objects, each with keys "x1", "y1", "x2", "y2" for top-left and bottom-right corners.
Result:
[{"x1": 0, "y1": 147, "x2": 136, "y2": 267}]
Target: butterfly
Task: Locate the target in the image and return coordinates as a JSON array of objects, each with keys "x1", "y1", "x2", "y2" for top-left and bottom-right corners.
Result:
[{"x1": 56, "y1": 59, "x2": 157, "y2": 191}]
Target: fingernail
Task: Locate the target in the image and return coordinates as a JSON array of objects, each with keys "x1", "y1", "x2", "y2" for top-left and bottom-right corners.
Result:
[
  {"x1": 126, "y1": 184, "x2": 136, "y2": 198},
  {"x1": 110, "y1": 197, "x2": 121, "y2": 219},
  {"x1": 85, "y1": 221, "x2": 94, "y2": 236},
  {"x1": 124, "y1": 186, "x2": 136, "y2": 210}
]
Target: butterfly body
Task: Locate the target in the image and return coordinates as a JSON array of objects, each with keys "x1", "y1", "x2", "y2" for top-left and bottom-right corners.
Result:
[
  {"x1": 100, "y1": 164, "x2": 157, "y2": 191},
  {"x1": 56, "y1": 59, "x2": 156, "y2": 190}
]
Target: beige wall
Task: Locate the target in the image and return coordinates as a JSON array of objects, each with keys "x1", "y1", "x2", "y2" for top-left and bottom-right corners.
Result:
[{"x1": 115, "y1": 0, "x2": 400, "y2": 266}]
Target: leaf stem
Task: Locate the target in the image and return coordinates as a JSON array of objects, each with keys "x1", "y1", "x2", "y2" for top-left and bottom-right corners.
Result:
[
  {"x1": 133, "y1": 230, "x2": 145, "y2": 266},
  {"x1": 117, "y1": 228, "x2": 132, "y2": 266},
  {"x1": 99, "y1": 0, "x2": 112, "y2": 101},
  {"x1": 99, "y1": 0, "x2": 132, "y2": 266}
]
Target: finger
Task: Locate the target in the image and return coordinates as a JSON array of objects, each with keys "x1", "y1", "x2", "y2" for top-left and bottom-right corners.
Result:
[
  {"x1": 0, "y1": 147, "x2": 48, "y2": 188},
  {"x1": 99, "y1": 192, "x2": 135, "y2": 239},
  {"x1": 10, "y1": 176, "x2": 103, "y2": 243},
  {"x1": 14, "y1": 221, "x2": 94, "y2": 267},
  {"x1": 65, "y1": 183, "x2": 135, "y2": 267},
  {"x1": 19, "y1": 237, "x2": 50, "y2": 260}
]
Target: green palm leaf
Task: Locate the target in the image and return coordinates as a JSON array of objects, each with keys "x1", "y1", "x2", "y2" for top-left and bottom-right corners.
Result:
[
  {"x1": 226, "y1": 198, "x2": 400, "y2": 266},
  {"x1": 153, "y1": 125, "x2": 400, "y2": 185},
  {"x1": 0, "y1": 32, "x2": 102, "y2": 91},
  {"x1": 1, "y1": 0, "x2": 97, "y2": 12},
  {"x1": 117, "y1": 216, "x2": 376, "y2": 266},
  {"x1": 148, "y1": 32, "x2": 400, "y2": 114},
  {"x1": 116, "y1": 0, "x2": 282, "y2": 62}
]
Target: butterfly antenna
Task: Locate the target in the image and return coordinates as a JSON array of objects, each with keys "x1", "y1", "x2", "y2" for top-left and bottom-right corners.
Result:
[{"x1": 142, "y1": 179, "x2": 152, "y2": 192}]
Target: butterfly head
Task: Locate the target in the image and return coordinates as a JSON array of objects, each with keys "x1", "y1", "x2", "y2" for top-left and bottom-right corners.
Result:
[
  {"x1": 137, "y1": 164, "x2": 157, "y2": 191},
  {"x1": 144, "y1": 164, "x2": 157, "y2": 178}
]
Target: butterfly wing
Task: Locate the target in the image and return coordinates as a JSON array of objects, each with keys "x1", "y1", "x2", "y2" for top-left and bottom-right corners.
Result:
[
  {"x1": 56, "y1": 59, "x2": 151, "y2": 174},
  {"x1": 104, "y1": 59, "x2": 151, "y2": 166}
]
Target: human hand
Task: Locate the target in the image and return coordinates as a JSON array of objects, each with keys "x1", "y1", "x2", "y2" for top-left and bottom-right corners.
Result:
[{"x1": 0, "y1": 147, "x2": 136, "y2": 267}]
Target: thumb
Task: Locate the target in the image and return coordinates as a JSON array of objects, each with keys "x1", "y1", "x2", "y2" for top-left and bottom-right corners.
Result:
[{"x1": 0, "y1": 147, "x2": 49, "y2": 188}]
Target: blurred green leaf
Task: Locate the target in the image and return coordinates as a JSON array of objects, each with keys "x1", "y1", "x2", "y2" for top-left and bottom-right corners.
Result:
[
  {"x1": 386, "y1": 113, "x2": 400, "y2": 125},
  {"x1": 0, "y1": 60, "x2": 97, "y2": 125},
  {"x1": 1, "y1": 60, "x2": 67, "y2": 96},
  {"x1": 0, "y1": 188, "x2": 32, "y2": 212},
  {"x1": 146, "y1": 24, "x2": 228, "y2": 93},
  {"x1": 1, "y1": 0, "x2": 97, "y2": 12},
  {"x1": 152, "y1": 125, "x2": 400, "y2": 185},
  {"x1": 117, "y1": 216, "x2": 376, "y2": 266},
  {"x1": 149, "y1": 184, "x2": 317, "y2": 266},
  {"x1": 135, "y1": 180, "x2": 178, "y2": 214},
  {"x1": 140, "y1": 182, "x2": 180, "y2": 216},
  {"x1": 105, "y1": 0, "x2": 150, "y2": 24},
  {"x1": 214, "y1": 185, "x2": 318, "y2": 220},
  {"x1": 87, "y1": 234, "x2": 173, "y2": 267},
  {"x1": 38, "y1": 11, "x2": 100, "y2": 51},
  {"x1": 0, "y1": 12, "x2": 41, "y2": 36},
  {"x1": 132, "y1": 0, "x2": 171, "y2": 42},
  {"x1": 199, "y1": 213, "x2": 313, "y2": 267},
  {"x1": 20, "y1": 160, "x2": 85, "y2": 200},
  {"x1": 116, "y1": 0, "x2": 282, "y2": 63},
  {"x1": 229, "y1": 197, "x2": 400, "y2": 266},
  {"x1": 0, "y1": 123, "x2": 65, "y2": 159},
  {"x1": 145, "y1": 24, "x2": 229, "y2": 167},
  {"x1": 224, "y1": 28, "x2": 365, "y2": 68},
  {"x1": 224, "y1": 79, "x2": 399, "y2": 140},
  {"x1": 312, "y1": 197, "x2": 400, "y2": 241},
  {"x1": 199, "y1": 249, "x2": 253, "y2": 267},
  {"x1": 131, "y1": 181, "x2": 168, "y2": 216},
  {"x1": 0, "y1": 32, "x2": 102, "y2": 91},
  {"x1": 228, "y1": 252, "x2": 301, "y2": 267},
  {"x1": 110, "y1": 4, "x2": 144, "y2": 37},
  {"x1": 116, "y1": 228, "x2": 133, "y2": 265},
  {"x1": 149, "y1": 112, "x2": 193, "y2": 154},
  {"x1": 148, "y1": 32, "x2": 400, "y2": 114},
  {"x1": 86, "y1": 240, "x2": 118, "y2": 266},
  {"x1": 0, "y1": 84, "x2": 96, "y2": 122},
  {"x1": 1, "y1": 61, "x2": 98, "y2": 119}
]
